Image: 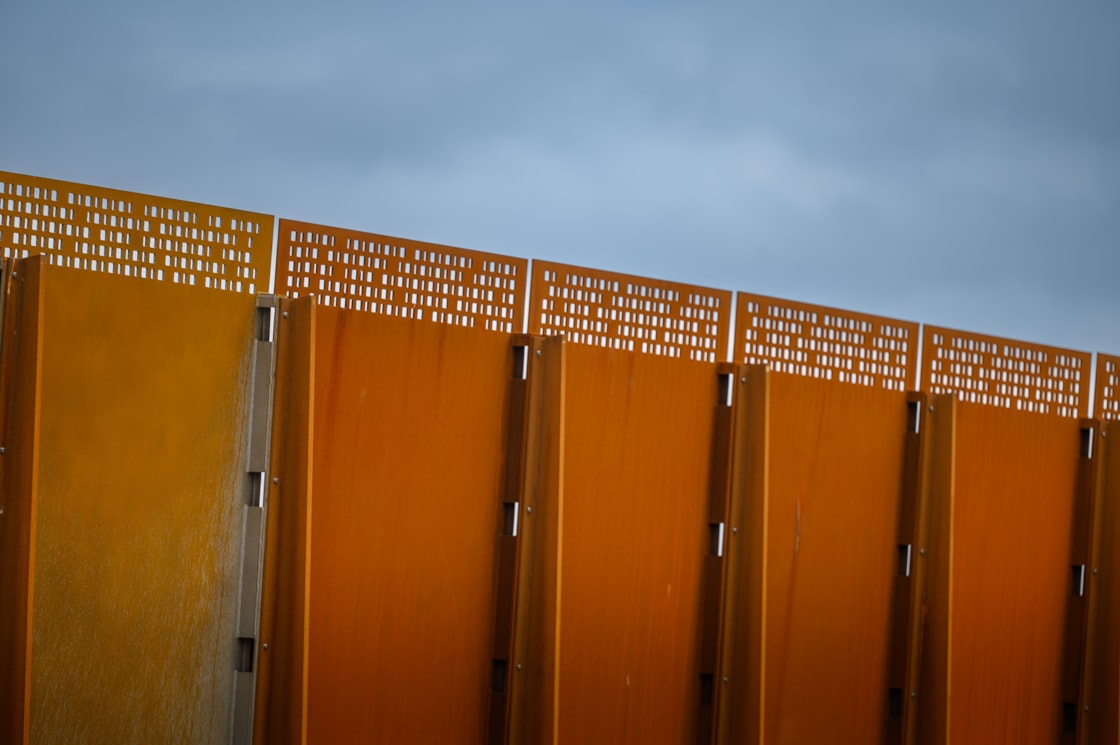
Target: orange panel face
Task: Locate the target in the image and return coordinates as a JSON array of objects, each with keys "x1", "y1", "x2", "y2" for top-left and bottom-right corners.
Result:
[
  {"x1": 19, "y1": 261, "x2": 257, "y2": 742},
  {"x1": 530, "y1": 261, "x2": 731, "y2": 363},
  {"x1": 922, "y1": 325, "x2": 1090, "y2": 418},
  {"x1": 305, "y1": 307, "x2": 512, "y2": 743},
  {"x1": 950, "y1": 404, "x2": 1080, "y2": 743},
  {"x1": 558, "y1": 344, "x2": 717, "y2": 744},
  {"x1": 736, "y1": 292, "x2": 918, "y2": 392},
  {"x1": 762, "y1": 373, "x2": 908, "y2": 744},
  {"x1": 0, "y1": 171, "x2": 272, "y2": 294},
  {"x1": 276, "y1": 219, "x2": 527, "y2": 334}
]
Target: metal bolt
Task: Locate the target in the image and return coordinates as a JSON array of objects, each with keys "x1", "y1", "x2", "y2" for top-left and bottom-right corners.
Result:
[
  {"x1": 0, "y1": 507, "x2": 4, "y2": 517},
  {"x1": 526, "y1": 506, "x2": 533, "y2": 514},
  {"x1": 731, "y1": 527, "x2": 738, "y2": 534},
  {"x1": 282, "y1": 311, "x2": 289, "y2": 318},
  {"x1": 272, "y1": 477, "x2": 280, "y2": 484},
  {"x1": 516, "y1": 664, "x2": 523, "y2": 671},
  {"x1": 928, "y1": 405, "x2": 934, "y2": 412},
  {"x1": 722, "y1": 677, "x2": 729, "y2": 684},
  {"x1": 1085, "y1": 705, "x2": 1090, "y2": 712},
  {"x1": 1094, "y1": 568, "x2": 1099, "y2": 575},
  {"x1": 262, "y1": 643, "x2": 269, "y2": 651},
  {"x1": 535, "y1": 350, "x2": 542, "y2": 357},
  {"x1": 11, "y1": 272, "x2": 17, "y2": 278},
  {"x1": 919, "y1": 548, "x2": 926, "y2": 556},
  {"x1": 1103, "y1": 430, "x2": 1109, "y2": 438},
  {"x1": 911, "y1": 691, "x2": 917, "y2": 699},
  {"x1": 0, "y1": 447, "x2": 5, "y2": 454},
  {"x1": 740, "y1": 377, "x2": 746, "y2": 384}
]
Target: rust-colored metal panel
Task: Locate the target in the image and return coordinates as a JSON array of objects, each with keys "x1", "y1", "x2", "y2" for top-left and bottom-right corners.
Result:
[
  {"x1": 1084, "y1": 418, "x2": 1120, "y2": 744},
  {"x1": 255, "y1": 296, "x2": 317, "y2": 745},
  {"x1": 556, "y1": 344, "x2": 717, "y2": 743},
  {"x1": 914, "y1": 395, "x2": 956, "y2": 745},
  {"x1": 0, "y1": 170, "x2": 272, "y2": 294},
  {"x1": 921, "y1": 325, "x2": 1090, "y2": 418},
  {"x1": 0, "y1": 258, "x2": 44, "y2": 745},
  {"x1": 507, "y1": 336, "x2": 566, "y2": 745},
  {"x1": 305, "y1": 306, "x2": 513, "y2": 743},
  {"x1": 4, "y1": 258, "x2": 258, "y2": 743},
  {"x1": 717, "y1": 365, "x2": 770, "y2": 745},
  {"x1": 530, "y1": 260, "x2": 731, "y2": 363},
  {"x1": 736, "y1": 292, "x2": 918, "y2": 391},
  {"x1": 1095, "y1": 354, "x2": 1120, "y2": 421},
  {"x1": 275, "y1": 219, "x2": 526, "y2": 334},
  {"x1": 756, "y1": 372, "x2": 910, "y2": 744},
  {"x1": 949, "y1": 403, "x2": 1081, "y2": 743}
]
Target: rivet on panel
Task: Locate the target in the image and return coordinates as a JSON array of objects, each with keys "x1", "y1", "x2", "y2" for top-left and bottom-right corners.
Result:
[
  {"x1": 526, "y1": 506, "x2": 533, "y2": 514},
  {"x1": 0, "y1": 447, "x2": 5, "y2": 455},
  {"x1": 282, "y1": 311, "x2": 289, "y2": 319},
  {"x1": 1094, "y1": 568, "x2": 1099, "y2": 575},
  {"x1": 272, "y1": 477, "x2": 280, "y2": 484},
  {"x1": 731, "y1": 527, "x2": 738, "y2": 534},
  {"x1": 911, "y1": 691, "x2": 917, "y2": 699},
  {"x1": 919, "y1": 548, "x2": 926, "y2": 556},
  {"x1": 928, "y1": 405, "x2": 934, "y2": 412},
  {"x1": 722, "y1": 677, "x2": 729, "y2": 684},
  {"x1": 262, "y1": 643, "x2": 269, "y2": 651},
  {"x1": 516, "y1": 664, "x2": 523, "y2": 671},
  {"x1": 535, "y1": 350, "x2": 542, "y2": 357},
  {"x1": 739, "y1": 377, "x2": 746, "y2": 384}
]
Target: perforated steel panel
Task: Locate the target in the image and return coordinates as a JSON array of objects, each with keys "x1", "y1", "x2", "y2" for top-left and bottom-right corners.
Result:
[
  {"x1": 529, "y1": 261, "x2": 730, "y2": 363},
  {"x1": 275, "y1": 219, "x2": 526, "y2": 334},
  {"x1": 736, "y1": 292, "x2": 918, "y2": 391},
  {"x1": 1097, "y1": 354, "x2": 1120, "y2": 421},
  {"x1": 921, "y1": 325, "x2": 1090, "y2": 418},
  {"x1": 0, "y1": 171, "x2": 272, "y2": 294}
]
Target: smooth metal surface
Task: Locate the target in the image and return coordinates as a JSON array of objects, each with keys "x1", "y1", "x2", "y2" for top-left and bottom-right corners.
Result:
[
  {"x1": 530, "y1": 260, "x2": 731, "y2": 363},
  {"x1": 507, "y1": 335, "x2": 566, "y2": 745},
  {"x1": 1083, "y1": 418, "x2": 1120, "y2": 744},
  {"x1": 922, "y1": 325, "x2": 1090, "y2": 418},
  {"x1": 253, "y1": 296, "x2": 316, "y2": 745},
  {"x1": 756, "y1": 371, "x2": 910, "y2": 743},
  {"x1": 304, "y1": 304, "x2": 512, "y2": 742},
  {"x1": 558, "y1": 343, "x2": 718, "y2": 743},
  {"x1": 948, "y1": 403, "x2": 1081, "y2": 742},
  {"x1": 0, "y1": 171, "x2": 272, "y2": 294},
  {"x1": 275, "y1": 219, "x2": 527, "y2": 334},
  {"x1": 0, "y1": 257, "x2": 44, "y2": 745},
  {"x1": 13, "y1": 258, "x2": 256, "y2": 743},
  {"x1": 736, "y1": 292, "x2": 918, "y2": 391}
]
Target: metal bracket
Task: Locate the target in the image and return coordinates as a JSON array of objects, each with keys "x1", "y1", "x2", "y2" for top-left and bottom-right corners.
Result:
[{"x1": 230, "y1": 295, "x2": 280, "y2": 745}]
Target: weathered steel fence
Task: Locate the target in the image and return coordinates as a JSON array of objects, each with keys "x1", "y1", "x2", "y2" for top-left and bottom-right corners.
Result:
[{"x1": 1, "y1": 170, "x2": 1118, "y2": 744}]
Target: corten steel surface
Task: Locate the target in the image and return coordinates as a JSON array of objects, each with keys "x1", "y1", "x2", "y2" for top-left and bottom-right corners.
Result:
[
  {"x1": 756, "y1": 372, "x2": 910, "y2": 744},
  {"x1": 947, "y1": 403, "x2": 1081, "y2": 743},
  {"x1": 0, "y1": 258, "x2": 43, "y2": 744},
  {"x1": 0, "y1": 171, "x2": 272, "y2": 294},
  {"x1": 557, "y1": 342, "x2": 717, "y2": 743},
  {"x1": 736, "y1": 292, "x2": 918, "y2": 392},
  {"x1": 506, "y1": 336, "x2": 566, "y2": 745},
  {"x1": 304, "y1": 306, "x2": 513, "y2": 743},
  {"x1": 1094, "y1": 354, "x2": 1120, "y2": 421},
  {"x1": 914, "y1": 395, "x2": 956, "y2": 745},
  {"x1": 254, "y1": 297, "x2": 316, "y2": 745},
  {"x1": 2, "y1": 258, "x2": 257, "y2": 743},
  {"x1": 1083, "y1": 419, "x2": 1120, "y2": 744},
  {"x1": 530, "y1": 260, "x2": 731, "y2": 363},
  {"x1": 717, "y1": 365, "x2": 770, "y2": 745},
  {"x1": 921, "y1": 325, "x2": 1090, "y2": 418},
  {"x1": 275, "y1": 219, "x2": 526, "y2": 334}
]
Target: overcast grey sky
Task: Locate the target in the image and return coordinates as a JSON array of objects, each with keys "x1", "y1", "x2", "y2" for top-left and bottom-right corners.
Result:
[{"x1": 1, "y1": 1, "x2": 1117, "y2": 355}]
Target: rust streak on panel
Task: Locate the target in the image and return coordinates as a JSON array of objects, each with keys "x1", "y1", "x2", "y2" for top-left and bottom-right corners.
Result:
[
  {"x1": 0, "y1": 257, "x2": 44, "y2": 745},
  {"x1": 254, "y1": 296, "x2": 316, "y2": 745}
]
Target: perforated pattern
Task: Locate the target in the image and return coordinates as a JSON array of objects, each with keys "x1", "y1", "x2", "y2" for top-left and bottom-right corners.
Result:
[
  {"x1": 1095, "y1": 354, "x2": 1120, "y2": 421},
  {"x1": 736, "y1": 292, "x2": 917, "y2": 391},
  {"x1": 0, "y1": 171, "x2": 271, "y2": 293},
  {"x1": 276, "y1": 219, "x2": 526, "y2": 334},
  {"x1": 529, "y1": 261, "x2": 730, "y2": 363},
  {"x1": 921, "y1": 326, "x2": 1089, "y2": 418}
]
